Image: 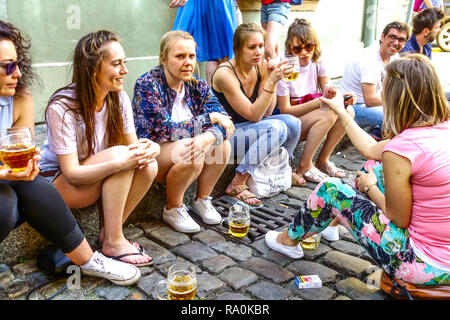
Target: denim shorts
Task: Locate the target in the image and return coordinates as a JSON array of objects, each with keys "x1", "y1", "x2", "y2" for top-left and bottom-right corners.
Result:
[
  {"x1": 39, "y1": 168, "x2": 61, "y2": 184},
  {"x1": 261, "y1": 2, "x2": 291, "y2": 25}
]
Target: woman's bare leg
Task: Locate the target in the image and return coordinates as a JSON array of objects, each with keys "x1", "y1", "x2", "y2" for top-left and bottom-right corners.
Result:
[
  {"x1": 53, "y1": 146, "x2": 152, "y2": 265},
  {"x1": 315, "y1": 108, "x2": 354, "y2": 174},
  {"x1": 196, "y1": 141, "x2": 231, "y2": 199},
  {"x1": 155, "y1": 139, "x2": 204, "y2": 209},
  {"x1": 296, "y1": 109, "x2": 338, "y2": 174},
  {"x1": 65, "y1": 238, "x2": 93, "y2": 265}
]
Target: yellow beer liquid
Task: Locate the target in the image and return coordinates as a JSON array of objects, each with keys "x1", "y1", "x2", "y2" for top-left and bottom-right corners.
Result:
[
  {"x1": 168, "y1": 275, "x2": 197, "y2": 300},
  {"x1": 284, "y1": 72, "x2": 299, "y2": 81},
  {"x1": 300, "y1": 234, "x2": 321, "y2": 250},
  {"x1": 228, "y1": 220, "x2": 250, "y2": 238},
  {"x1": 0, "y1": 143, "x2": 36, "y2": 172}
]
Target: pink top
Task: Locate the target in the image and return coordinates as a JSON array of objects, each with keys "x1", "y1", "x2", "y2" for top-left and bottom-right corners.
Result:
[
  {"x1": 277, "y1": 61, "x2": 327, "y2": 98},
  {"x1": 383, "y1": 121, "x2": 450, "y2": 268}
]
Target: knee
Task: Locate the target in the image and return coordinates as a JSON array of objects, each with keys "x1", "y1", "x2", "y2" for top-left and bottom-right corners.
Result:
[
  {"x1": 284, "y1": 115, "x2": 302, "y2": 133},
  {"x1": 107, "y1": 145, "x2": 130, "y2": 158},
  {"x1": 0, "y1": 185, "x2": 19, "y2": 237},
  {"x1": 211, "y1": 139, "x2": 231, "y2": 166},
  {"x1": 140, "y1": 160, "x2": 158, "y2": 182},
  {"x1": 322, "y1": 110, "x2": 338, "y2": 125},
  {"x1": 268, "y1": 120, "x2": 288, "y2": 142}
]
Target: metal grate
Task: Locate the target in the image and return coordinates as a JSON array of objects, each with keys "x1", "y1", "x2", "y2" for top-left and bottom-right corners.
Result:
[{"x1": 189, "y1": 196, "x2": 302, "y2": 244}]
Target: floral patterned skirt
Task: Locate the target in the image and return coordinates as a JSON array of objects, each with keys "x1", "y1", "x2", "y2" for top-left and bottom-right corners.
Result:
[{"x1": 288, "y1": 161, "x2": 450, "y2": 286}]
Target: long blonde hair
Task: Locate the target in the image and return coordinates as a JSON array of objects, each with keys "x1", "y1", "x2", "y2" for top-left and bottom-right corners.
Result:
[{"x1": 383, "y1": 54, "x2": 449, "y2": 139}]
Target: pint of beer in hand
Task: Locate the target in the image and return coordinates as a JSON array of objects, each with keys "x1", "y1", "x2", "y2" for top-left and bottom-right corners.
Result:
[
  {"x1": 0, "y1": 128, "x2": 36, "y2": 172},
  {"x1": 283, "y1": 54, "x2": 300, "y2": 81}
]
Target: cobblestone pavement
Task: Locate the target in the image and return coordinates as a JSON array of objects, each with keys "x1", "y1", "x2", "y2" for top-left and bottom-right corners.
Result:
[{"x1": 0, "y1": 145, "x2": 394, "y2": 301}]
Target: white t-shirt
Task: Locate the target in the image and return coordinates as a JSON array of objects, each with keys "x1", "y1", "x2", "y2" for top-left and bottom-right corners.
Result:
[
  {"x1": 340, "y1": 43, "x2": 399, "y2": 105},
  {"x1": 277, "y1": 60, "x2": 327, "y2": 97},
  {"x1": 39, "y1": 88, "x2": 135, "y2": 171},
  {"x1": 171, "y1": 86, "x2": 193, "y2": 122}
]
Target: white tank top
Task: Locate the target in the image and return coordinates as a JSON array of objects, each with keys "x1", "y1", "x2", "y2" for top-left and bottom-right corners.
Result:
[{"x1": 0, "y1": 96, "x2": 13, "y2": 130}]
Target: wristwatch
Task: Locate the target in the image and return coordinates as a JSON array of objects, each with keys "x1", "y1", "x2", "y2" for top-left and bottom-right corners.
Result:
[{"x1": 364, "y1": 183, "x2": 377, "y2": 194}]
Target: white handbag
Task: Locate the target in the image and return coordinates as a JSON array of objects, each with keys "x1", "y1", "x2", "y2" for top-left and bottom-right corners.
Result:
[{"x1": 247, "y1": 147, "x2": 292, "y2": 198}]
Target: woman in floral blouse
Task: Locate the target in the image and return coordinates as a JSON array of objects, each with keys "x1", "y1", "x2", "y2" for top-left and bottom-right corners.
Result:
[{"x1": 132, "y1": 30, "x2": 235, "y2": 234}]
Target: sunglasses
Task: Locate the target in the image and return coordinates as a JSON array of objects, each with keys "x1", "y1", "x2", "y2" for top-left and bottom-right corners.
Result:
[
  {"x1": 291, "y1": 43, "x2": 315, "y2": 54},
  {"x1": 386, "y1": 34, "x2": 407, "y2": 44},
  {"x1": 0, "y1": 58, "x2": 22, "y2": 76}
]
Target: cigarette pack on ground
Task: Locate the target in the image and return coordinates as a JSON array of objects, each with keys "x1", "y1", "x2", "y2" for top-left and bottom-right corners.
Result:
[{"x1": 294, "y1": 275, "x2": 322, "y2": 289}]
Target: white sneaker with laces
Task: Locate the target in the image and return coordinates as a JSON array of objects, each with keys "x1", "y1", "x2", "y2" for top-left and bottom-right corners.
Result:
[
  {"x1": 265, "y1": 230, "x2": 304, "y2": 259},
  {"x1": 192, "y1": 196, "x2": 222, "y2": 225},
  {"x1": 81, "y1": 251, "x2": 141, "y2": 286},
  {"x1": 163, "y1": 205, "x2": 201, "y2": 233},
  {"x1": 320, "y1": 226, "x2": 340, "y2": 241}
]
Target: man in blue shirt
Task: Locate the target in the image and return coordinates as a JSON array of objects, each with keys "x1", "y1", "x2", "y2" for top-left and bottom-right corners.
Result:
[{"x1": 401, "y1": 7, "x2": 444, "y2": 58}]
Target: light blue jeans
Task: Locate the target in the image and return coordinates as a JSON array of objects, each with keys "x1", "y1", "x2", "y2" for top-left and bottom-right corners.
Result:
[
  {"x1": 229, "y1": 114, "x2": 301, "y2": 175},
  {"x1": 353, "y1": 103, "x2": 384, "y2": 130},
  {"x1": 260, "y1": 2, "x2": 290, "y2": 25}
]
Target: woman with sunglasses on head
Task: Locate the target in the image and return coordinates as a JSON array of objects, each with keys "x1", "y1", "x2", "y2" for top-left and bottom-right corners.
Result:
[
  {"x1": 39, "y1": 30, "x2": 158, "y2": 267},
  {"x1": 265, "y1": 54, "x2": 450, "y2": 287},
  {"x1": 211, "y1": 23, "x2": 302, "y2": 207},
  {"x1": 0, "y1": 21, "x2": 141, "y2": 285},
  {"x1": 277, "y1": 19, "x2": 355, "y2": 184}
]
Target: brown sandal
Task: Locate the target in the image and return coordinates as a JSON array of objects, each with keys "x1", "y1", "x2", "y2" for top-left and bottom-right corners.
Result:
[{"x1": 226, "y1": 185, "x2": 262, "y2": 207}]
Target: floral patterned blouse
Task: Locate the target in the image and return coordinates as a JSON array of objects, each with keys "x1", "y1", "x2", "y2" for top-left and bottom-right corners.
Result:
[{"x1": 132, "y1": 65, "x2": 229, "y2": 144}]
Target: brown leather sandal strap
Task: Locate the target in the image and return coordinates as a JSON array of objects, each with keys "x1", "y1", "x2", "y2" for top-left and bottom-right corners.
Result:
[{"x1": 228, "y1": 184, "x2": 249, "y2": 197}]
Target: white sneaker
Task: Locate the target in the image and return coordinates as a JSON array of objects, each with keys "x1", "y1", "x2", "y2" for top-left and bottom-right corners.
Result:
[
  {"x1": 265, "y1": 230, "x2": 304, "y2": 259},
  {"x1": 320, "y1": 226, "x2": 340, "y2": 241},
  {"x1": 163, "y1": 205, "x2": 201, "y2": 233},
  {"x1": 192, "y1": 196, "x2": 222, "y2": 225},
  {"x1": 81, "y1": 251, "x2": 141, "y2": 286}
]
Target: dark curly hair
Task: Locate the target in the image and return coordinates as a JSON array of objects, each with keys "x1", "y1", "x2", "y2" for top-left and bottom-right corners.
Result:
[{"x1": 0, "y1": 20, "x2": 37, "y2": 96}]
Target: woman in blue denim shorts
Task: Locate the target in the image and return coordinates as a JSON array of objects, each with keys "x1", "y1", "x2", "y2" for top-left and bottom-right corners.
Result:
[{"x1": 261, "y1": 0, "x2": 292, "y2": 59}]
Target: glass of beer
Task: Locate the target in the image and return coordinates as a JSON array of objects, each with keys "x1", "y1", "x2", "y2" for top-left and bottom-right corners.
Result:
[
  {"x1": 221, "y1": 204, "x2": 251, "y2": 238},
  {"x1": 300, "y1": 233, "x2": 321, "y2": 250},
  {"x1": 155, "y1": 262, "x2": 197, "y2": 300},
  {"x1": 283, "y1": 54, "x2": 300, "y2": 81},
  {"x1": 0, "y1": 127, "x2": 36, "y2": 172}
]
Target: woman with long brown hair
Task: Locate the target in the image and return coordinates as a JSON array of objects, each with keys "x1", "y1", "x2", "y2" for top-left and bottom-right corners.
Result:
[
  {"x1": 1, "y1": 21, "x2": 141, "y2": 285},
  {"x1": 211, "y1": 22, "x2": 302, "y2": 207},
  {"x1": 39, "y1": 30, "x2": 158, "y2": 267}
]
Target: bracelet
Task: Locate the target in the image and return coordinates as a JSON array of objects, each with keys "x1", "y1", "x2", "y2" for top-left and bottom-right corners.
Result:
[
  {"x1": 263, "y1": 87, "x2": 274, "y2": 94},
  {"x1": 364, "y1": 183, "x2": 377, "y2": 194}
]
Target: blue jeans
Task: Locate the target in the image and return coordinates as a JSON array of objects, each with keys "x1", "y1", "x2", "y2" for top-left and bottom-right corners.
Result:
[
  {"x1": 230, "y1": 114, "x2": 301, "y2": 175},
  {"x1": 352, "y1": 103, "x2": 384, "y2": 130},
  {"x1": 260, "y1": 2, "x2": 290, "y2": 25}
]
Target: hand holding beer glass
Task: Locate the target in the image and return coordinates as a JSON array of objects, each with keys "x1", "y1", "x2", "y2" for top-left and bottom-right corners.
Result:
[
  {"x1": 283, "y1": 54, "x2": 300, "y2": 81},
  {"x1": 0, "y1": 127, "x2": 37, "y2": 174},
  {"x1": 155, "y1": 262, "x2": 197, "y2": 300}
]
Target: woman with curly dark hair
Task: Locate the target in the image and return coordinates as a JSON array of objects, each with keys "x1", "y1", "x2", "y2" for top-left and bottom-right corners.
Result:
[{"x1": 0, "y1": 20, "x2": 141, "y2": 285}]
